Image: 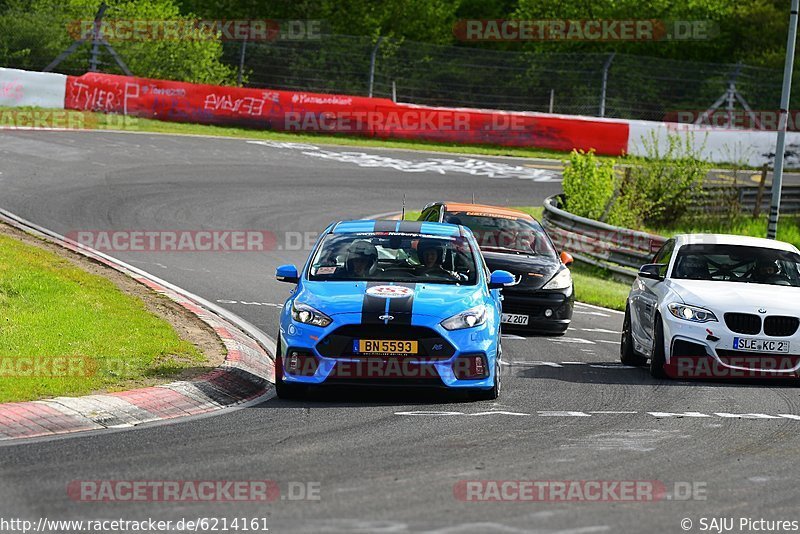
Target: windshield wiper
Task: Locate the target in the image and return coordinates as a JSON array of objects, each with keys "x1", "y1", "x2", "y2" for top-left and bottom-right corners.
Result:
[{"x1": 482, "y1": 245, "x2": 536, "y2": 256}]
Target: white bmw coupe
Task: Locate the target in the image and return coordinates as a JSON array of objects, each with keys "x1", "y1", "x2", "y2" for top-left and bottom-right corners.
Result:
[{"x1": 621, "y1": 234, "x2": 800, "y2": 380}]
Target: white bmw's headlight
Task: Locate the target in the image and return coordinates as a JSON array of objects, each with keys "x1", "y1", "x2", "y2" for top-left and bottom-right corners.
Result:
[
  {"x1": 543, "y1": 268, "x2": 572, "y2": 290},
  {"x1": 667, "y1": 303, "x2": 718, "y2": 323},
  {"x1": 441, "y1": 305, "x2": 488, "y2": 331},
  {"x1": 291, "y1": 301, "x2": 332, "y2": 327}
]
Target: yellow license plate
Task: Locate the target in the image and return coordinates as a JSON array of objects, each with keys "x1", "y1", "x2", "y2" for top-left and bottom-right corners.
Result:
[{"x1": 355, "y1": 339, "x2": 418, "y2": 355}]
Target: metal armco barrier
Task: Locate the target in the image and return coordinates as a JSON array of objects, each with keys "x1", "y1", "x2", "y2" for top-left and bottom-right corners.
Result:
[
  {"x1": 542, "y1": 194, "x2": 666, "y2": 281},
  {"x1": 736, "y1": 185, "x2": 799, "y2": 214}
]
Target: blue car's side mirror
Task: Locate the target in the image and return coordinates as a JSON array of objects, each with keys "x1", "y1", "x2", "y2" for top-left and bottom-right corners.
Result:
[
  {"x1": 488, "y1": 270, "x2": 515, "y2": 289},
  {"x1": 276, "y1": 264, "x2": 299, "y2": 284}
]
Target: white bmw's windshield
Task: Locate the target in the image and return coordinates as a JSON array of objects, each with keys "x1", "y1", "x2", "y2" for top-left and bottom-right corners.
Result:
[{"x1": 672, "y1": 244, "x2": 800, "y2": 287}]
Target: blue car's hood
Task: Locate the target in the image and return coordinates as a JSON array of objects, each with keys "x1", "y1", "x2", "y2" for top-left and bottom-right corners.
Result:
[{"x1": 295, "y1": 281, "x2": 485, "y2": 320}]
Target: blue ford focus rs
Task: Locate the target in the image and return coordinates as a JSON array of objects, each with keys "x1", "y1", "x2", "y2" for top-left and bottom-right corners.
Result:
[{"x1": 274, "y1": 220, "x2": 514, "y2": 400}]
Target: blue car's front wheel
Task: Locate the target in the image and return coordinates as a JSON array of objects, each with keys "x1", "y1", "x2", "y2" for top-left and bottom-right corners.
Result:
[
  {"x1": 468, "y1": 341, "x2": 501, "y2": 401},
  {"x1": 275, "y1": 336, "x2": 307, "y2": 400}
]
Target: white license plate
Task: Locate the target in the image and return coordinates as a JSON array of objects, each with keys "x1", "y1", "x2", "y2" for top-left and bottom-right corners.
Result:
[
  {"x1": 733, "y1": 337, "x2": 790, "y2": 353},
  {"x1": 502, "y1": 313, "x2": 529, "y2": 325}
]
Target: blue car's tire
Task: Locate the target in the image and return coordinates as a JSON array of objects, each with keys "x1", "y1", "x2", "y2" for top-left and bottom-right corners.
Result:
[
  {"x1": 469, "y1": 343, "x2": 501, "y2": 401},
  {"x1": 275, "y1": 336, "x2": 306, "y2": 400}
]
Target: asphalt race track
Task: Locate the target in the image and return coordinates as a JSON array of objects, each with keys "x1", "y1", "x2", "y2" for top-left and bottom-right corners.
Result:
[{"x1": 2, "y1": 130, "x2": 800, "y2": 533}]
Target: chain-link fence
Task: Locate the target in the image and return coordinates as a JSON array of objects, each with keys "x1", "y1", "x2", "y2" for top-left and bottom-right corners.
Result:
[
  {"x1": 224, "y1": 35, "x2": 791, "y2": 122},
  {"x1": 3, "y1": 27, "x2": 796, "y2": 123}
]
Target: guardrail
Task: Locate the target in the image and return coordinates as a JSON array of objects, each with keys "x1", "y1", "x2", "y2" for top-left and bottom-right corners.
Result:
[
  {"x1": 541, "y1": 194, "x2": 666, "y2": 282},
  {"x1": 691, "y1": 185, "x2": 800, "y2": 215}
]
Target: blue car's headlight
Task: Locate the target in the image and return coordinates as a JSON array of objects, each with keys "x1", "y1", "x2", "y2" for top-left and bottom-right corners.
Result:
[
  {"x1": 291, "y1": 301, "x2": 332, "y2": 327},
  {"x1": 667, "y1": 302, "x2": 717, "y2": 323},
  {"x1": 441, "y1": 305, "x2": 488, "y2": 331}
]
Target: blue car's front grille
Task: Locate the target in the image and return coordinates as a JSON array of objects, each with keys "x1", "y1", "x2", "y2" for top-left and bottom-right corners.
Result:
[{"x1": 316, "y1": 324, "x2": 455, "y2": 360}]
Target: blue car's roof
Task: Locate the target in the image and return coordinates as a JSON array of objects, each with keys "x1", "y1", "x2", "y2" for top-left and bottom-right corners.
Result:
[{"x1": 332, "y1": 220, "x2": 466, "y2": 237}]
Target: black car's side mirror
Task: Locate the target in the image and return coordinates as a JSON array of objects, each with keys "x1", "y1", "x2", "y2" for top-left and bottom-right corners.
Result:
[{"x1": 638, "y1": 263, "x2": 664, "y2": 281}]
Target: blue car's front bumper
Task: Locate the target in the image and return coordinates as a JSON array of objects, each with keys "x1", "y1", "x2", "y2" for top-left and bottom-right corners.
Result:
[{"x1": 278, "y1": 311, "x2": 499, "y2": 389}]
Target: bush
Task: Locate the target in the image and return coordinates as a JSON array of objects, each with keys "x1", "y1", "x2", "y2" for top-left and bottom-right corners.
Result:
[
  {"x1": 624, "y1": 130, "x2": 710, "y2": 227},
  {"x1": 561, "y1": 149, "x2": 616, "y2": 221},
  {"x1": 561, "y1": 132, "x2": 710, "y2": 230}
]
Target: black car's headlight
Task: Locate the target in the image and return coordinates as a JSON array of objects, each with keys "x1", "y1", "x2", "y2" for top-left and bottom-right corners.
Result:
[
  {"x1": 542, "y1": 268, "x2": 572, "y2": 290},
  {"x1": 441, "y1": 305, "x2": 488, "y2": 331},
  {"x1": 667, "y1": 303, "x2": 718, "y2": 323},
  {"x1": 291, "y1": 302, "x2": 332, "y2": 327}
]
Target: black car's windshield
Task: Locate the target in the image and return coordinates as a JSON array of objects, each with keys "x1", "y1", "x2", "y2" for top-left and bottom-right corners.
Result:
[
  {"x1": 443, "y1": 211, "x2": 557, "y2": 258},
  {"x1": 672, "y1": 244, "x2": 800, "y2": 287},
  {"x1": 307, "y1": 232, "x2": 478, "y2": 285}
]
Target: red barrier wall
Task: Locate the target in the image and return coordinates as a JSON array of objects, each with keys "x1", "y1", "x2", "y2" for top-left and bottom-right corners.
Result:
[{"x1": 65, "y1": 72, "x2": 629, "y2": 155}]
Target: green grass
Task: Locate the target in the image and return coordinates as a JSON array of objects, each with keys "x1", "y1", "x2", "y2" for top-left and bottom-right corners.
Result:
[
  {"x1": 0, "y1": 232, "x2": 206, "y2": 403},
  {"x1": 0, "y1": 106, "x2": 588, "y2": 162},
  {"x1": 569, "y1": 263, "x2": 631, "y2": 311},
  {"x1": 648, "y1": 214, "x2": 800, "y2": 248}
]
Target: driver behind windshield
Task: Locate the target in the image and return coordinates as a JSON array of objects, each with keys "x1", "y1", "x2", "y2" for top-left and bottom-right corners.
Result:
[
  {"x1": 343, "y1": 240, "x2": 379, "y2": 278},
  {"x1": 751, "y1": 258, "x2": 785, "y2": 284},
  {"x1": 415, "y1": 240, "x2": 462, "y2": 280}
]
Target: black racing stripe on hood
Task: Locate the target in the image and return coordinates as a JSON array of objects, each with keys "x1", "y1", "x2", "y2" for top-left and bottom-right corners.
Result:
[
  {"x1": 373, "y1": 220, "x2": 397, "y2": 233},
  {"x1": 397, "y1": 221, "x2": 423, "y2": 233},
  {"x1": 388, "y1": 282, "x2": 416, "y2": 325},
  {"x1": 361, "y1": 281, "x2": 388, "y2": 324}
]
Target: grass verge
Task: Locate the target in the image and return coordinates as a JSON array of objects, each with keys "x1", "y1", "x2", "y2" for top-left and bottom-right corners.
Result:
[
  {"x1": 647, "y1": 215, "x2": 800, "y2": 249},
  {"x1": 0, "y1": 226, "x2": 212, "y2": 403},
  {"x1": 0, "y1": 106, "x2": 587, "y2": 162}
]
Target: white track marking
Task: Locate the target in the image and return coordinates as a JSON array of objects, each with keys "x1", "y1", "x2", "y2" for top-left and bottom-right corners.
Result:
[
  {"x1": 647, "y1": 412, "x2": 712, "y2": 418},
  {"x1": 393, "y1": 410, "x2": 800, "y2": 420},
  {"x1": 547, "y1": 337, "x2": 595, "y2": 344},
  {"x1": 217, "y1": 299, "x2": 283, "y2": 307},
  {"x1": 575, "y1": 302, "x2": 625, "y2": 315},
  {"x1": 501, "y1": 360, "x2": 563, "y2": 367},
  {"x1": 248, "y1": 140, "x2": 558, "y2": 181},
  {"x1": 573, "y1": 310, "x2": 610, "y2": 317},
  {"x1": 581, "y1": 328, "x2": 622, "y2": 334}
]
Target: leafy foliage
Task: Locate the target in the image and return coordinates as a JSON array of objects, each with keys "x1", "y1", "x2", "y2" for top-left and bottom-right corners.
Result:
[
  {"x1": 0, "y1": 0, "x2": 236, "y2": 84},
  {"x1": 562, "y1": 149, "x2": 616, "y2": 222},
  {"x1": 562, "y1": 133, "x2": 710, "y2": 228}
]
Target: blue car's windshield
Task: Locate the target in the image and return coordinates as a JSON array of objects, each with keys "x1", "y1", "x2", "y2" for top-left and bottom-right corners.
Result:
[{"x1": 307, "y1": 232, "x2": 479, "y2": 285}]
